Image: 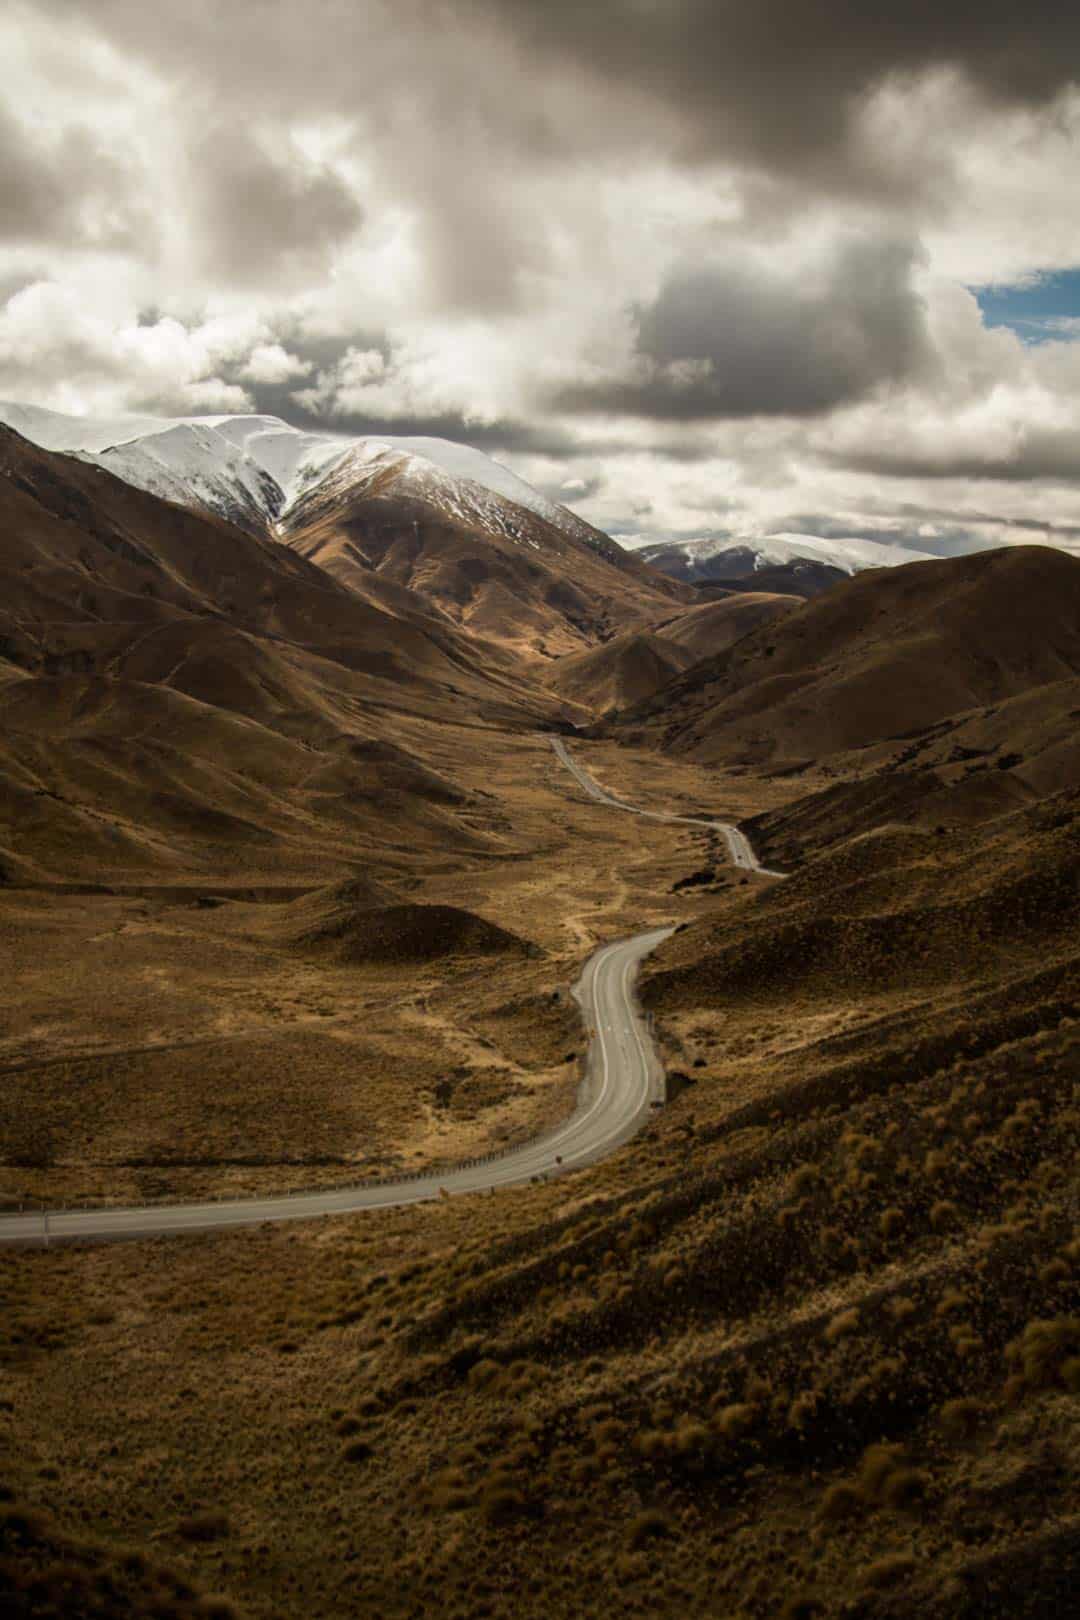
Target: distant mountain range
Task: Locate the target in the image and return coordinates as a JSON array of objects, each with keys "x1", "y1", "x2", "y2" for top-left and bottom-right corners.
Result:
[
  {"x1": 636, "y1": 531, "x2": 940, "y2": 597},
  {"x1": 0, "y1": 404, "x2": 970, "y2": 602}
]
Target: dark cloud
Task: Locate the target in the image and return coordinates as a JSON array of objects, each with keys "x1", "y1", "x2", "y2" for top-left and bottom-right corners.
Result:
[
  {"x1": 10, "y1": 0, "x2": 1080, "y2": 550},
  {"x1": 776, "y1": 513, "x2": 997, "y2": 558},
  {"x1": 826, "y1": 424, "x2": 1080, "y2": 483},
  {"x1": 52, "y1": 3, "x2": 1080, "y2": 192},
  {"x1": 188, "y1": 128, "x2": 363, "y2": 288},
  {"x1": 0, "y1": 103, "x2": 148, "y2": 251},
  {"x1": 239, "y1": 366, "x2": 585, "y2": 458},
  {"x1": 557, "y1": 236, "x2": 932, "y2": 420},
  {"x1": 28, "y1": 0, "x2": 1080, "y2": 357},
  {"x1": 486, "y1": 1, "x2": 1080, "y2": 184}
]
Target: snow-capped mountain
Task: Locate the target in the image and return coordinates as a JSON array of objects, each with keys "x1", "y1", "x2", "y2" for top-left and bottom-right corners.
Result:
[
  {"x1": 0, "y1": 401, "x2": 591, "y2": 545},
  {"x1": 637, "y1": 530, "x2": 937, "y2": 590},
  {"x1": 0, "y1": 400, "x2": 683, "y2": 654}
]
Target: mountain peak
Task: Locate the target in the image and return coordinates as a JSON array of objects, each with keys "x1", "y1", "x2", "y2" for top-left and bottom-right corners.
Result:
[{"x1": 0, "y1": 402, "x2": 585, "y2": 544}]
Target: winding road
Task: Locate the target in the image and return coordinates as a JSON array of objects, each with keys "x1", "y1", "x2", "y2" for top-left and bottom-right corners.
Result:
[
  {"x1": 550, "y1": 736, "x2": 786, "y2": 878},
  {"x1": 0, "y1": 739, "x2": 775, "y2": 1246}
]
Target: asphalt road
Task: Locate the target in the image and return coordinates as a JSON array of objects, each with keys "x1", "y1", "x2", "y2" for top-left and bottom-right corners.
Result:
[
  {"x1": 0, "y1": 926, "x2": 673, "y2": 1247},
  {"x1": 549, "y1": 735, "x2": 786, "y2": 878},
  {"x1": 0, "y1": 735, "x2": 776, "y2": 1247}
]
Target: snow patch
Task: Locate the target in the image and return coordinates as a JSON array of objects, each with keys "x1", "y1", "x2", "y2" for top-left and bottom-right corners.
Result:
[
  {"x1": 643, "y1": 530, "x2": 936, "y2": 576},
  {"x1": 0, "y1": 401, "x2": 585, "y2": 544}
]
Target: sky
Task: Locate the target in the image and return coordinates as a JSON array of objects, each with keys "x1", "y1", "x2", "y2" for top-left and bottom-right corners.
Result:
[{"x1": 4, "y1": 2, "x2": 1080, "y2": 559}]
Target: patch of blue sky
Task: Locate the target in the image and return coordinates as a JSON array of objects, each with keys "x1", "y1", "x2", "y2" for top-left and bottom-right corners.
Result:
[{"x1": 974, "y1": 268, "x2": 1080, "y2": 342}]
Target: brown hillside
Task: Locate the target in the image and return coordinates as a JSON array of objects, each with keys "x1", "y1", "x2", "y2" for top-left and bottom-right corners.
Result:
[
  {"x1": 280, "y1": 444, "x2": 690, "y2": 659},
  {"x1": 547, "y1": 631, "x2": 694, "y2": 713},
  {"x1": 547, "y1": 594, "x2": 802, "y2": 716},
  {"x1": 286, "y1": 895, "x2": 535, "y2": 964},
  {"x1": 3, "y1": 735, "x2": 1077, "y2": 1620},
  {"x1": 0, "y1": 425, "x2": 577, "y2": 883},
  {"x1": 743, "y1": 673, "x2": 1080, "y2": 867},
  {"x1": 654, "y1": 591, "x2": 801, "y2": 663},
  {"x1": 611, "y1": 546, "x2": 1080, "y2": 770}
]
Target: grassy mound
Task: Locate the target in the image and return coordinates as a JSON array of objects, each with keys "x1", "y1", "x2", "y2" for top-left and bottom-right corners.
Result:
[{"x1": 290, "y1": 896, "x2": 535, "y2": 963}]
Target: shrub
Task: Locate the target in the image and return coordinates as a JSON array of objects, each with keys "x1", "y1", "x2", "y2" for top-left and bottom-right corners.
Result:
[
  {"x1": 856, "y1": 1444, "x2": 907, "y2": 1503},
  {"x1": 0, "y1": 1505, "x2": 50, "y2": 1545},
  {"x1": 824, "y1": 1309, "x2": 859, "y2": 1344},
  {"x1": 1039, "y1": 1258, "x2": 1071, "y2": 1288},
  {"x1": 949, "y1": 1324, "x2": 983, "y2": 1359},
  {"x1": 712, "y1": 1402, "x2": 756, "y2": 1439},
  {"x1": 879, "y1": 1208, "x2": 904, "y2": 1240},
  {"x1": 861, "y1": 1554, "x2": 918, "y2": 1589},
  {"x1": 780, "y1": 1597, "x2": 824, "y2": 1619},
  {"x1": 880, "y1": 1467, "x2": 929, "y2": 1510},
  {"x1": 627, "y1": 1508, "x2": 673, "y2": 1548},
  {"x1": 341, "y1": 1439, "x2": 373, "y2": 1463},
  {"x1": 670, "y1": 1420, "x2": 712, "y2": 1461},
  {"x1": 1005, "y1": 1317, "x2": 1080, "y2": 1391},
  {"x1": 177, "y1": 1513, "x2": 230, "y2": 1543},
  {"x1": 787, "y1": 1391, "x2": 819, "y2": 1432},
  {"x1": 820, "y1": 1482, "x2": 861, "y2": 1522},
  {"x1": 632, "y1": 1429, "x2": 670, "y2": 1462},
  {"x1": 428, "y1": 1467, "x2": 471, "y2": 1511},
  {"x1": 938, "y1": 1397, "x2": 986, "y2": 1441},
  {"x1": 480, "y1": 1486, "x2": 526, "y2": 1526}
]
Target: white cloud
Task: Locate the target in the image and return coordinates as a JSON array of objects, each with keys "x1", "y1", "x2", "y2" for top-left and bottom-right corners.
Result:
[
  {"x1": 240, "y1": 343, "x2": 311, "y2": 385},
  {"x1": 4, "y1": 0, "x2": 1080, "y2": 560}
]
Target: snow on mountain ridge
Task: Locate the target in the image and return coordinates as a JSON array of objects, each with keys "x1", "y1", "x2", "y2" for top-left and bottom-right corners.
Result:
[
  {"x1": 642, "y1": 530, "x2": 936, "y2": 577},
  {"x1": 0, "y1": 402, "x2": 583, "y2": 542},
  {"x1": 280, "y1": 436, "x2": 557, "y2": 556}
]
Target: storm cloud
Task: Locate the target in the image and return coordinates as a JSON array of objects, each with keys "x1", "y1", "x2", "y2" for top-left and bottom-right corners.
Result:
[
  {"x1": 186, "y1": 127, "x2": 364, "y2": 289},
  {"x1": 5, "y1": 1, "x2": 1080, "y2": 555},
  {"x1": 558, "y1": 237, "x2": 933, "y2": 420}
]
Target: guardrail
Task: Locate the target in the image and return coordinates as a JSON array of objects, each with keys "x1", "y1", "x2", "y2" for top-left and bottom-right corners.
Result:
[
  {"x1": 1, "y1": 989, "x2": 665, "y2": 1223},
  {"x1": 2, "y1": 737, "x2": 688, "y2": 1233}
]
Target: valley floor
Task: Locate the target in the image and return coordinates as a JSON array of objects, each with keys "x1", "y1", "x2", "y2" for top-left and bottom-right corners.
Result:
[
  {"x1": 2, "y1": 734, "x2": 1077, "y2": 1620},
  {"x1": 0, "y1": 732, "x2": 798, "y2": 1209}
]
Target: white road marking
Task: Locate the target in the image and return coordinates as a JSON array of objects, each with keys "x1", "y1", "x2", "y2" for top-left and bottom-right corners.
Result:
[{"x1": 0, "y1": 736, "x2": 777, "y2": 1247}]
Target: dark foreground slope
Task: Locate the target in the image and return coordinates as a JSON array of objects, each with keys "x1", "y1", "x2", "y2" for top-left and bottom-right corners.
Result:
[{"x1": 2, "y1": 756, "x2": 1076, "y2": 1620}]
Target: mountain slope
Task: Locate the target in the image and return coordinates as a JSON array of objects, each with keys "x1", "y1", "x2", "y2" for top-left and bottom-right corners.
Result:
[
  {"x1": 0, "y1": 403, "x2": 582, "y2": 537},
  {"x1": 547, "y1": 631, "x2": 695, "y2": 714},
  {"x1": 638, "y1": 532, "x2": 935, "y2": 595},
  {"x1": 0, "y1": 423, "x2": 572, "y2": 884},
  {"x1": 279, "y1": 439, "x2": 689, "y2": 656},
  {"x1": 611, "y1": 546, "x2": 1080, "y2": 766},
  {"x1": 0, "y1": 402, "x2": 689, "y2": 654},
  {"x1": 652, "y1": 591, "x2": 802, "y2": 662}
]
